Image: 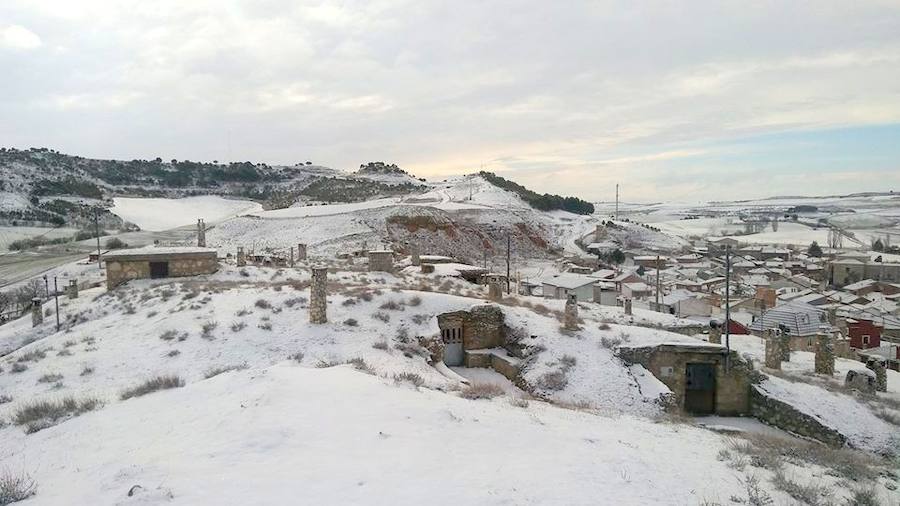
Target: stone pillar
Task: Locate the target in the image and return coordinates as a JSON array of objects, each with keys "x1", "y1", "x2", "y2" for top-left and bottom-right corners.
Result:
[
  {"x1": 708, "y1": 320, "x2": 722, "y2": 344},
  {"x1": 410, "y1": 244, "x2": 420, "y2": 266},
  {"x1": 779, "y1": 331, "x2": 791, "y2": 362},
  {"x1": 595, "y1": 224, "x2": 605, "y2": 240},
  {"x1": 564, "y1": 294, "x2": 579, "y2": 330},
  {"x1": 764, "y1": 330, "x2": 781, "y2": 369},
  {"x1": 309, "y1": 267, "x2": 327, "y2": 324},
  {"x1": 814, "y1": 329, "x2": 835, "y2": 375},
  {"x1": 197, "y1": 219, "x2": 206, "y2": 247},
  {"x1": 31, "y1": 297, "x2": 43, "y2": 327},
  {"x1": 487, "y1": 278, "x2": 503, "y2": 300},
  {"x1": 866, "y1": 358, "x2": 887, "y2": 392},
  {"x1": 236, "y1": 247, "x2": 246, "y2": 267},
  {"x1": 289, "y1": 247, "x2": 295, "y2": 267},
  {"x1": 67, "y1": 279, "x2": 79, "y2": 299},
  {"x1": 297, "y1": 243, "x2": 307, "y2": 261},
  {"x1": 624, "y1": 298, "x2": 632, "y2": 316}
]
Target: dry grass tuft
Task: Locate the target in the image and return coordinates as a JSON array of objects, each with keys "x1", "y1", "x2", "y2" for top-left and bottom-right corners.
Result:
[
  {"x1": 120, "y1": 375, "x2": 184, "y2": 400},
  {"x1": 393, "y1": 372, "x2": 424, "y2": 387},
  {"x1": 460, "y1": 382, "x2": 505, "y2": 400}
]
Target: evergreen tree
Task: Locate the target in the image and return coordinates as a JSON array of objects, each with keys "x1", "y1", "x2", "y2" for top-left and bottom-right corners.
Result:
[{"x1": 807, "y1": 241, "x2": 823, "y2": 258}]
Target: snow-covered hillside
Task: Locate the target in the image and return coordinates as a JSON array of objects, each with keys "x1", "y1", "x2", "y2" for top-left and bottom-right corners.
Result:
[{"x1": 110, "y1": 196, "x2": 263, "y2": 231}]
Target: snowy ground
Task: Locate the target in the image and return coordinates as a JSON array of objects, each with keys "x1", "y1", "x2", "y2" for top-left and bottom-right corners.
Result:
[
  {"x1": 0, "y1": 226, "x2": 80, "y2": 253},
  {"x1": 1, "y1": 262, "x2": 898, "y2": 504},
  {"x1": 110, "y1": 196, "x2": 263, "y2": 231}
]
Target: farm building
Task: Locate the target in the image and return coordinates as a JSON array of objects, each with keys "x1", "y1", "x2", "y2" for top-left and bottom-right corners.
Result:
[{"x1": 103, "y1": 247, "x2": 219, "y2": 289}]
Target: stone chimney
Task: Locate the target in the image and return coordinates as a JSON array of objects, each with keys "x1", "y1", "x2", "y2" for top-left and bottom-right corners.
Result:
[
  {"x1": 624, "y1": 298, "x2": 633, "y2": 316},
  {"x1": 708, "y1": 320, "x2": 722, "y2": 344},
  {"x1": 410, "y1": 244, "x2": 420, "y2": 266},
  {"x1": 866, "y1": 357, "x2": 887, "y2": 392},
  {"x1": 197, "y1": 219, "x2": 206, "y2": 247},
  {"x1": 31, "y1": 297, "x2": 43, "y2": 327},
  {"x1": 564, "y1": 294, "x2": 579, "y2": 331},
  {"x1": 297, "y1": 243, "x2": 307, "y2": 261},
  {"x1": 237, "y1": 246, "x2": 246, "y2": 267},
  {"x1": 309, "y1": 266, "x2": 328, "y2": 324},
  {"x1": 764, "y1": 329, "x2": 781, "y2": 369},
  {"x1": 67, "y1": 279, "x2": 79, "y2": 299},
  {"x1": 814, "y1": 326, "x2": 835, "y2": 375}
]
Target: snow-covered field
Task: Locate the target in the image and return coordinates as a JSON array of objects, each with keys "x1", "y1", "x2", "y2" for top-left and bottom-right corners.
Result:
[
  {"x1": 110, "y1": 196, "x2": 263, "y2": 231},
  {"x1": 0, "y1": 226, "x2": 80, "y2": 252}
]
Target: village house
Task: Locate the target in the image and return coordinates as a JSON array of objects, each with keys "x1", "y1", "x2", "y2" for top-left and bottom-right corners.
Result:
[
  {"x1": 842, "y1": 317, "x2": 882, "y2": 350},
  {"x1": 103, "y1": 247, "x2": 219, "y2": 289},
  {"x1": 621, "y1": 281, "x2": 653, "y2": 300},
  {"x1": 633, "y1": 255, "x2": 668, "y2": 269},
  {"x1": 541, "y1": 273, "x2": 597, "y2": 301},
  {"x1": 747, "y1": 301, "x2": 832, "y2": 351}
]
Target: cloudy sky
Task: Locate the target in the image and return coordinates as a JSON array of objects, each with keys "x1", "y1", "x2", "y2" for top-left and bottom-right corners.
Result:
[{"x1": 2, "y1": 1, "x2": 899, "y2": 202}]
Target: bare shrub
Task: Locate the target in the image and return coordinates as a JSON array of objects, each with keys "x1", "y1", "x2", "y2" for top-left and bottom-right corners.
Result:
[
  {"x1": 598, "y1": 322, "x2": 611, "y2": 330},
  {"x1": 0, "y1": 469, "x2": 36, "y2": 504},
  {"x1": 289, "y1": 352, "x2": 304, "y2": 363},
  {"x1": 230, "y1": 321, "x2": 247, "y2": 332},
  {"x1": 284, "y1": 297, "x2": 306, "y2": 308},
  {"x1": 341, "y1": 298, "x2": 357, "y2": 306},
  {"x1": 743, "y1": 475, "x2": 773, "y2": 506},
  {"x1": 461, "y1": 382, "x2": 505, "y2": 400},
  {"x1": 166, "y1": 350, "x2": 180, "y2": 358},
  {"x1": 600, "y1": 336, "x2": 622, "y2": 349},
  {"x1": 235, "y1": 308, "x2": 251, "y2": 317},
  {"x1": 372, "y1": 311, "x2": 390, "y2": 323},
  {"x1": 845, "y1": 487, "x2": 879, "y2": 506},
  {"x1": 56, "y1": 349, "x2": 73, "y2": 357},
  {"x1": 201, "y1": 320, "x2": 218, "y2": 339},
  {"x1": 411, "y1": 314, "x2": 429, "y2": 325},
  {"x1": 393, "y1": 372, "x2": 424, "y2": 387},
  {"x1": 358, "y1": 291, "x2": 373, "y2": 302},
  {"x1": 407, "y1": 296, "x2": 422, "y2": 306},
  {"x1": 508, "y1": 397, "x2": 529, "y2": 408},
  {"x1": 343, "y1": 318, "x2": 359, "y2": 327},
  {"x1": 379, "y1": 300, "x2": 405, "y2": 311},
  {"x1": 80, "y1": 367, "x2": 94, "y2": 376},
  {"x1": 16, "y1": 350, "x2": 46, "y2": 363},
  {"x1": 120, "y1": 375, "x2": 184, "y2": 400},
  {"x1": 10, "y1": 363, "x2": 27, "y2": 374},
  {"x1": 159, "y1": 330, "x2": 178, "y2": 341},
  {"x1": 254, "y1": 299, "x2": 272, "y2": 309},
  {"x1": 347, "y1": 357, "x2": 373, "y2": 374},
  {"x1": 560, "y1": 355, "x2": 577, "y2": 369},
  {"x1": 0, "y1": 395, "x2": 11, "y2": 404},
  {"x1": 204, "y1": 363, "x2": 248, "y2": 379},
  {"x1": 771, "y1": 471, "x2": 833, "y2": 506},
  {"x1": 257, "y1": 322, "x2": 273, "y2": 331},
  {"x1": 13, "y1": 396, "x2": 103, "y2": 432},
  {"x1": 372, "y1": 340, "x2": 389, "y2": 351},
  {"x1": 147, "y1": 310, "x2": 158, "y2": 318},
  {"x1": 63, "y1": 340, "x2": 77, "y2": 348},
  {"x1": 177, "y1": 332, "x2": 188, "y2": 341},
  {"x1": 537, "y1": 370, "x2": 568, "y2": 391},
  {"x1": 239, "y1": 268, "x2": 250, "y2": 277},
  {"x1": 37, "y1": 373, "x2": 63, "y2": 384}
]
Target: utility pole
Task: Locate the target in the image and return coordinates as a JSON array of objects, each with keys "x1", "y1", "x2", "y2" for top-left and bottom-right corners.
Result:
[
  {"x1": 615, "y1": 184, "x2": 619, "y2": 220},
  {"x1": 506, "y1": 233, "x2": 511, "y2": 294},
  {"x1": 655, "y1": 255, "x2": 661, "y2": 311},
  {"x1": 725, "y1": 245, "x2": 732, "y2": 372},
  {"x1": 53, "y1": 277, "x2": 60, "y2": 331},
  {"x1": 93, "y1": 208, "x2": 102, "y2": 270}
]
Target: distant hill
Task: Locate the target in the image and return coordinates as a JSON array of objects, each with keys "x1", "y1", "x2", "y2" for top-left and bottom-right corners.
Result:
[{"x1": 477, "y1": 171, "x2": 595, "y2": 215}]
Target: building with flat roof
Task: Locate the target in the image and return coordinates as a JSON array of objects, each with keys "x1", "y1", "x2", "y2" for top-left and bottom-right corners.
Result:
[{"x1": 103, "y1": 247, "x2": 218, "y2": 289}]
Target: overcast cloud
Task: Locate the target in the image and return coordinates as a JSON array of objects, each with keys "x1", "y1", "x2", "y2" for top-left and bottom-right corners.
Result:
[{"x1": 2, "y1": 1, "x2": 899, "y2": 201}]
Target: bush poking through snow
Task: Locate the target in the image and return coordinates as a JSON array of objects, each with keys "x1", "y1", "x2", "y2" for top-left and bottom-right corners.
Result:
[
  {"x1": 120, "y1": 375, "x2": 185, "y2": 400},
  {"x1": 56, "y1": 349, "x2": 72, "y2": 357},
  {"x1": 560, "y1": 355, "x2": 577, "y2": 369},
  {"x1": 159, "y1": 330, "x2": 178, "y2": 341},
  {"x1": 771, "y1": 470, "x2": 834, "y2": 506},
  {"x1": 201, "y1": 321, "x2": 218, "y2": 339},
  {"x1": 230, "y1": 321, "x2": 247, "y2": 332},
  {"x1": 461, "y1": 383, "x2": 505, "y2": 400},
  {"x1": 36, "y1": 374, "x2": 63, "y2": 384},
  {"x1": 10, "y1": 364, "x2": 27, "y2": 374},
  {"x1": 288, "y1": 352, "x2": 304, "y2": 363},
  {"x1": 0, "y1": 395, "x2": 11, "y2": 404},
  {"x1": 407, "y1": 296, "x2": 422, "y2": 306},
  {"x1": 254, "y1": 299, "x2": 272, "y2": 309},
  {"x1": 258, "y1": 322, "x2": 273, "y2": 331},
  {"x1": 166, "y1": 350, "x2": 180, "y2": 358},
  {"x1": 372, "y1": 340, "x2": 389, "y2": 351},
  {"x1": 204, "y1": 364, "x2": 249, "y2": 379},
  {"x1": 599, "y1": 336, "x2": 622, "y2": 349},
  {"x1": 0, "y1": 469, "x2": 36, "y2": 504},
  {"x1": 347, "y1": 358, "x2": 373, "y2": 374},
  {"x1": 372, "y1": 311, "x2": 390, "y2": 323},
  {"x1": 235, "y1": 308, "x2": 251, "y2": 317},
  {"x1": 343, "y1": 318, "x2": 359, "y2": 327},
  {"x1": 13, "y1": 396, "x2": 103, "y2": 433},
  {"x1": 16, "y1": 350, "x2": 46, "y2": 363},
  {"x1": 846, "y1": 487, "x2": 879, "y2": 506},
  {"x1": 379, "y1": 300, "x2": 405, "y2": 311},
  {"x1": 393, "y1": 372, "x2": 424, "y2": 387},
  {"x1": 537, "y1": 371, "x2": 568, "y2": 391},
  {"x1": 80, "y1": 367, "x2": 94, "y2": 376}
]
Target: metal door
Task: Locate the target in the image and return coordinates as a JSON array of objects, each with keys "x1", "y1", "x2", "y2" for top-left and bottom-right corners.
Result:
[
  {"x1": 149, "y1": 261, "x2": 169, "y2": 279},
  {"x1": 442, "y1": 327, "x2": 464, "y2": 366},
  {"x1": 684, "y1": 363, "x2": 716, "y2": 414}
]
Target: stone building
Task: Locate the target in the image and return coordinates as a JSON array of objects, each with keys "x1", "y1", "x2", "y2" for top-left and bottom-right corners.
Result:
[
  {"x1": 103, "y1": 247, "x2": 219, "y2": 289},
  {"x1": 436, "y1": 304, "x2": 520, "y2": 381},
  {"x1": 618, "y1": 343, "x2": 755, "y2": 416},
  {"x1": 368, "y1": 250, "x2": 394, "y2": 272}
]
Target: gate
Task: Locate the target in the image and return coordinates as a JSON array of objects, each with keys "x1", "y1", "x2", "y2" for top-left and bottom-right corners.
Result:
[
  {"x1": 441, "y1": 327, "x2": 464, "y2": 366},
  {"x1": 684, "y1": 363, "x2": 716, "y2": 415}
]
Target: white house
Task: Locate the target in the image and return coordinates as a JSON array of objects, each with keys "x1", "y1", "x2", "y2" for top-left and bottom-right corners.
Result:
[{"x1": 541, "y1": 273, "x2": 597, "y2": 301}]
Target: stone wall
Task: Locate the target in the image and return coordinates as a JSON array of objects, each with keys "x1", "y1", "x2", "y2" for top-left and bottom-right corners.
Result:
[
  {"x1": 106, "y1": 252, "x2": 218, "y2": 289},
  {"x1": 309, "y1": 267, "x2": 327, "y2": 324},
  {"x1": 368, "y1": 251, "x2": 393, "y2": 272},
  {"x1": 750, "y1": 386, "x2": 846, "y2": 447},
  {"x1": 437, "y1": 305, "x2": 506, "y2": 351}
]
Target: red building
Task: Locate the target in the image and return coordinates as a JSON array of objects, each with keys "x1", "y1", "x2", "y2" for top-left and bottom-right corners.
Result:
[
  {"x1": 726, "y1": 319, "x2": 750, "y2": 335},
  {"x1": 846, "y1": 318, "x2": 882, "y2": 350}
]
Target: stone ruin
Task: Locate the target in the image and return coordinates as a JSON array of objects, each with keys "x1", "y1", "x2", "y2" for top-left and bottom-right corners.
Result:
[
  {"x1": 845, "y1": 369, "x2": 876, "y2": 394},
  {"x1": 66, "y1": 279, "x2": 79, "y2": 299},
  {"x1": 485, "y1": 275, "x2": 504, "y2": 301},
  {"x1": 708, "y1": 320, "x2": 722, "y2": 344},
  {"x1": 368, "y1": 250, "x2": 393, "y2": 273},
  {"x1": 237, "y1": 246, "x2": 246, "y2": 267},
  {"x1": 813, "y1": 328, "x2": 835, "y2": 375},
  {"x1": 309, "y1": 266, "x2": 327, "y2": 324},
  {"x1": 197, "y1": 219, "x2": 206, "y2": 247},
  {"x1": 764, "y1": 329, "x2": 782, "y2": 370},
  {"x1": 865, "y1": 357, "x2": 888, "y2": 392},
  {"x1": 563, "y1": 294, "x2": 579, "y2": 331},
  {"x1": 31, "y1": 297, "x2": 43, "y2": 327}
]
